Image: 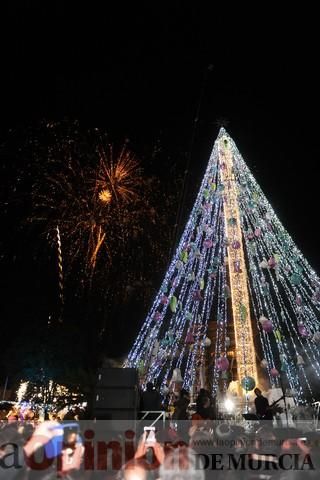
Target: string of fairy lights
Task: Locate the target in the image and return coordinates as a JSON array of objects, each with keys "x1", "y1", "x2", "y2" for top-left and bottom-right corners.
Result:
[{"x1": 125, "y1": 128, "x2": 320, "y2": 403}]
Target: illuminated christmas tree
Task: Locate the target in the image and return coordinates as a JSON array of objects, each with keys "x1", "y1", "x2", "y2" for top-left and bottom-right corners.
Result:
[{"x1": 125, "y1": 128, "x2": 320, "y2": 403}]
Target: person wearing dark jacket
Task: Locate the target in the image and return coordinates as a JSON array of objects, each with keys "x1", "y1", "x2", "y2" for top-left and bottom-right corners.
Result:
[
  {"x1": 195, "y1": 394, "x2": 215, "y2": 420},
  {"x1": 195, "y1": 389, "x2": 216, "y2": 419},
  {"x1": 254, "y1": 388, "x2": 273, "y2": 420}
]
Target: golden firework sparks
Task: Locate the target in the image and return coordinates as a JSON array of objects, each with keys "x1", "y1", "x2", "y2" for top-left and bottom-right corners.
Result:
[
  {"x1": 31, "y1": 132, "x2": 144, "y2": 277},
  {"x1": 96, "y1": 144, "x2": 141, "y2": 204},
  {"x1": 98, "y1": 188, "x2": 112, "y2": 203}
]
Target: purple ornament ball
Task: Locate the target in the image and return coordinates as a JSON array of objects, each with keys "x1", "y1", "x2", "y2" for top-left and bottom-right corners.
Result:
[
  {"x1": 262, "y1": 320, "x2": 273, "y2": 332},
  {"x1": 217, "y1": 356, "x2": 229, "y2": 372}
]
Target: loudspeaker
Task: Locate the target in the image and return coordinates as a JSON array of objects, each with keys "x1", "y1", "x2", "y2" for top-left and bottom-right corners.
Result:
[
  {"x1": 93, "y1": 368, "x2": 139, "y2": 420},
  {"x1": 96, "y1": 367, "x2": 138, "y2": 387},
  {"x1": 95, "y1": 387, "x2": 138, "y2": 409}
]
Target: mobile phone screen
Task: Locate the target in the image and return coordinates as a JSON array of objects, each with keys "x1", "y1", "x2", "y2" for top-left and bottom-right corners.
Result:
[
  {"x1": 144, "y1": 427, "x2": 156, "y2": 444},
  {"x1": 63, "y1": 424, "x2": 80, "y2": 445}
]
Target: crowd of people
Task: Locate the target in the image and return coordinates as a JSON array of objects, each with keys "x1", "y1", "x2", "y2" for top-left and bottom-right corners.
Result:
[
  {"x1": 0, "y1": 385, "x2": 319, "y2": 479},
  {"x1": 0, "y1": 403, "x2": 87, "y2": 425}
]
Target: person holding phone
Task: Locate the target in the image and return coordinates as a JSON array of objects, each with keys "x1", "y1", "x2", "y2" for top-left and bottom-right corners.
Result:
[{"x1": 115, "y1": 429, "x2": 166, "y2": 479}]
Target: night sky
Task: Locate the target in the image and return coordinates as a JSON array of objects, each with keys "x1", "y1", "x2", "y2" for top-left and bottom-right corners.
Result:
[{"x1": 1, "y1": 3, "x2": 320, "y2": 369}]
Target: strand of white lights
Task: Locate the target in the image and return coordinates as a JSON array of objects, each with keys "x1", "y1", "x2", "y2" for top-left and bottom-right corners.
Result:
[
  {"x1": 184, "y1": 171, "x2": 223, "y2": 388},
  {"x1": 183, "y1": 178, "x2": 224, "y2": 388},
  {"x1": 265, "y1": 279, "x2": 307, "y2": 400},
  {"x1": 274, "y1": 263, "x2": 320, "y2": 378},
  {"x1": 237, "y1": 172, "x2": 283, "y2": 387},
  {"x1": 141, "y1": 144, "x2": 222, "y2": 386},
  {"x1": 181, "y1": 202, "x2": 219, "y2": 388},
  {"x1": 244, "y1": 238, "x2": 274, "y2": 378},
  {"x1": 135, "y1": 201, "x2": 205, "y2": 376},
  {"x1": 189, "y1": 234, "x2": 220, "y2": 390},
  {"x1": 212, "y1": 245, "x2": 227, "y2": 393},
  {"x1": 203, "y1": 199, "x2": 226, "y2": 381},
  {"x1": 183, "y1": 211, "x2": 217, "y2": 389},
  {"x1": 246, "y1": 224, "x2": 286, "y2": 390},
  {"x1": 215, "y1": 168, "x2": 229, "y2": 390},
  {"x1": 279, "y1": 278, "x2": 320, "y2": 383},
  {"x1": 213, "y1": 176, "x2": 233, "y2": 391},
  {"x1": 211, "y1": 245, "x2": 226, "y2": 394},
  {"x1": 230, "y1": 134, "x2": 320, "y2": 398},
  {"x1": 125, "y1": 145, "x2": 220, "y2": 367},
  {"x1": 233, "y1": 140, "x2": 320, "y2": 299}
]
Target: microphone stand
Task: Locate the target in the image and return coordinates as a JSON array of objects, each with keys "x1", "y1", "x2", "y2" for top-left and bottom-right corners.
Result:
[{"x1": 279, "y1": 374, "x2": 289, "y2": 428}]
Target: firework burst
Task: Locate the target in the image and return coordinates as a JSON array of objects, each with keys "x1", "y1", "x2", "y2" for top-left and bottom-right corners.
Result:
[
  {"x1": 99, "y1": 188, "x2": 112, "y2": 204},
  {"x1": 3, "y1": 120, "x2": 181, "y2": 322},
  {"x1": 96, "y1": 144, "x2": 141, "y2": 205},
  {"x1": 30, "y1": 126, "x2": 144, "y2": 278}
]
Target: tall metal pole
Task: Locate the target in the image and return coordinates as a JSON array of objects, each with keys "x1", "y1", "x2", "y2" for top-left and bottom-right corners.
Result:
[{"x1": 219, "y1": 134, "x2": 258, "y2": 393}]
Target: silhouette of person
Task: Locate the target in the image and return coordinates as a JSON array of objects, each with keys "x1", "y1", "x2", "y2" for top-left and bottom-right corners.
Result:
[{"x1": 254, "y1": 388, "x2": 273, "y2": 420}]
